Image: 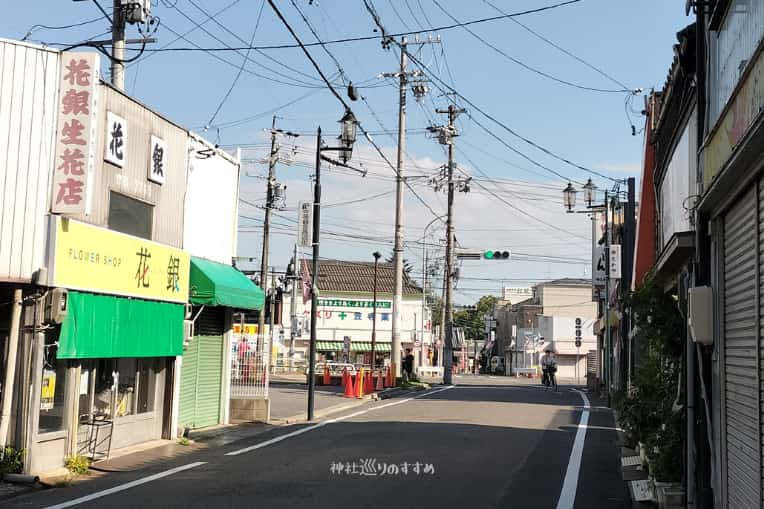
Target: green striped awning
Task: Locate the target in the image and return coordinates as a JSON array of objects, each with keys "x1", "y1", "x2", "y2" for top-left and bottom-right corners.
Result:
[
  {"x1": 315, "y1": 341, "x2": 343, "y2": 351},
  {"x1": 351, "y1": 342, "x2": 391, "y2": 352},
  {"x1": 313, "y1": 341, "x2": 392, "y2": 352}
]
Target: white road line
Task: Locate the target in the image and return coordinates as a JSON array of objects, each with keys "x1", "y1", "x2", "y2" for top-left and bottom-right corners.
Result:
[
  {"x1": 556, "y1": 389, "x2": 590, "y2": 509},
  {"x1": 43, "y1": 461, "x2": 207, "y2": 509},
  {"x1": 226, "y1": 385, "x2": 455, "y2": 456}
]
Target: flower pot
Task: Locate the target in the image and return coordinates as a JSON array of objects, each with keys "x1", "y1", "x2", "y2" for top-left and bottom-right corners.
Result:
[
  {"x1": 654, "y1": 482, "x2": 684, "y2": 509},
  {"x1": 638, "y1": 442, "x2": 647, "y2": 467}
]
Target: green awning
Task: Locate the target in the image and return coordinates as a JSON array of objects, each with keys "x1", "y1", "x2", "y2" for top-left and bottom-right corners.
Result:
[
  {"x1": 313, "y1": 341, "x2": 391, "y2": 352},
  {"x1": 316, "y1": 341, "x2": 342, "y2": 351},
  {"x1": 189, "y1": 257, "x2": 264, "y2": 310},
  {"x1": 59, "y1": 291, "x2": 184, "y2": 359},
  {"x1": 351, "y1": 342, "x2": 391, "y2": 352}
]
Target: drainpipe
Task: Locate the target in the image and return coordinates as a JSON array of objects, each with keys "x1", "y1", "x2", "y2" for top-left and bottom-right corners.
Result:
[{"x1": 0, "y1": 289, "x2": 23, "y2": 450}]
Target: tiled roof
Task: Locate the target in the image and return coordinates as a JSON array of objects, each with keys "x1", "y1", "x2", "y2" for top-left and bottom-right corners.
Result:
[
  {"x1": 537, "y1": 278, "x2": 592, "y2": 287},
  {"x1": 306, "y1": 259, "x2": 422, "y2": 295}
]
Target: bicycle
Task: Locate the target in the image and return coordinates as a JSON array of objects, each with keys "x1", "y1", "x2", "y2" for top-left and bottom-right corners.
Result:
[{"x1": 542, "y1": 368, "x2": 558, "y2": 392}]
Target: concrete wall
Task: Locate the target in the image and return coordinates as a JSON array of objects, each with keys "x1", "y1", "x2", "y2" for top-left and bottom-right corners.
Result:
[
  {"x1": 184, "y1": 134, "x2": 240, "y2": 264},
  {"x1": 539, "y1": 285, "x2": 597, "y2": 319}
]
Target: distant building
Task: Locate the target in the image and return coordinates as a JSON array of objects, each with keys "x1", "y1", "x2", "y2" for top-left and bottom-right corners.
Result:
[
  {"x1": 494, "y1": 278, "x2": 596, "y2": 377},
  {"x1": 280, "y1": 259, "x2": 432, "y2": 370}
]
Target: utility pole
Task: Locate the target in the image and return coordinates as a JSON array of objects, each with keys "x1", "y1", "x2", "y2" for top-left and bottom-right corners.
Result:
[
  {"x1": 258, "y1": 117, "x2": 297, "y2": 353},
  {"x1": 432, "y1": 103, "x2": 466, "y2": 386},
  {"x1": 111, "y1": 0, "x2": 126, "y2": 89},
  {"x1": 289, "y1": 244, "x2": 298, "y2": 370},
  {"x1": 382, "y1": 36, "x2": 436, "y2": 381},
  {"x1": 268, "y1": 268, "x2": 276, "y2": 371},
  {"x1": 258, "y1": 116, "x2": 279, "y2": 354}
]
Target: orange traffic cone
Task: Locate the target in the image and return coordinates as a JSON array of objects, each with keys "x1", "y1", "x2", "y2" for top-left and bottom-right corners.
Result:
[
  {"x1": 355, "y1": 370, "x2": 364, "y2": 398},
  {"x1": 386, "y1": 365, "x2": 393, "y2": 387},
  {"x1": 343, "y1": 372, "x2": 355, "y2": 398},
  {"x1": 323, "y1": 365, "x2": 331, "y2": 386},
  {"x1": 364, "y1": 368, "x2": 374, "y2": 394},
  {"x1": 342, "y1": 368, "x2": 349, "y2": 388},
  {"x1": 376, "y1": 369, "x2": 384, "y2": 391}
]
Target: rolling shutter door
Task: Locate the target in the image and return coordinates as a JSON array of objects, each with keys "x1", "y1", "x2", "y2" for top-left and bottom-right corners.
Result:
[
  {"x1": 178, "y1": 307, "x2": 225, "y2": 430},
  {"x1": 723, "y1": 186, "x2": 760, "y2": 507}
]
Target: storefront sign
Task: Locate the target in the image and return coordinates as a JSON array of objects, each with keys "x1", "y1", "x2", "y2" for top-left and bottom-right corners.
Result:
[
  {"x1": 105, "y1": 111, "x2": 127, "y2": 167},
  {"x1": 49, "y1": 216, "x2": 189, "y2": 303},
  {"x1": 52, "y1": 52, "x2": 99, "y2": 215},
  {"x1": 317, "y1": 299, "x2": 391, "y2": 309},
  {"x1": 609, "y1": 244, "x2": 622, "y2": 279},
  {"x1": 148, "y1": 134, "x2": 167, "y2": 184},
  {"x1": 704, "y1": 46, "x2": 764, "y2": 189}
]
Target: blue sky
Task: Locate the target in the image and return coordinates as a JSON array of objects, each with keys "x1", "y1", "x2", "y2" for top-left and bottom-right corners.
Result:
[{"x1": 3, "y1": 1, "x2": 690, "y2": 303}]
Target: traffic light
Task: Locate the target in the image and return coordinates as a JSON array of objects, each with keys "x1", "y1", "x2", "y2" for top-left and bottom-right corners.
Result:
[{"x1": 484, "y1": 250, "x2": 510, "y2": 260}]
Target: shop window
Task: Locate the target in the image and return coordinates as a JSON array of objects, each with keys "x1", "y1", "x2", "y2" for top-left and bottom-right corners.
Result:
[
  {"x1": 108, "y1": 191, "x2": 153, "y2": 240},
  {"x1": 94, "y1": 359, "x2": 116, "y2": 419},
  {"x1": 80, "y1": 358, "x2": 155, "y2": 421},
  {"x1": 38, "y1": 334, "x2": 68, "y2": 434}
]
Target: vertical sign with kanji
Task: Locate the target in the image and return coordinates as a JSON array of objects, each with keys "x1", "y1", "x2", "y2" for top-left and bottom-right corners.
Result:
[
  {"x1": 105, "y1": 111, "x2": 127, "y2": 167},
  {"x1": 52, "y1": 52, "x2": 99, "y2": 215},
  {"x1": 148, "y1": 135, "x2": 167, "y2": 184}
]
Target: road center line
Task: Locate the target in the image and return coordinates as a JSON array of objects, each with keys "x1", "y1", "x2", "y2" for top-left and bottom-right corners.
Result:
[
  {"x1": 226, "y1": 385, "x2": 455, "y2": 456},
  {"x1": 556, "y1": 389, "x2": 590, "y2": 509},
  {"x1": 42, "y1": 461, "x2": 207, "y2": 509}
]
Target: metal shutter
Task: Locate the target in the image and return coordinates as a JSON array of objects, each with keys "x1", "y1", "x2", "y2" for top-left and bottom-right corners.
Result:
[
  {"x1": 178, "y1": 307, "x2": 225, "y2": 430},
  {"x1": 723, "y1": 186, "x2": 760, "y2": 507}
]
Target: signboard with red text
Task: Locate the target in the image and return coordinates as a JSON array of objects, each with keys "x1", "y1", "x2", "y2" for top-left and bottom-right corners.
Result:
[{"x1": 51, "y1": 52, "x2": 99, "y2": 215}]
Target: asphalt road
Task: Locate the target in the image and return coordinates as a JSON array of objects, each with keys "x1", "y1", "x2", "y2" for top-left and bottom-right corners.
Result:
[{"x1": 9, "y1": 377, "x2": 629, "y2": 509}]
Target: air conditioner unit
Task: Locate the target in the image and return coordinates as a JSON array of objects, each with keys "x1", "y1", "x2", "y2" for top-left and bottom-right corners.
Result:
[
  {"x1": 183, "y1": 320, "x2": 194, "y2": 349},
  {"x1": 44, "y1": 288, "x2": 68, "y2": 324},
  {"x1": 688, "y1": 286, "x2": 713, "y2": 345}
]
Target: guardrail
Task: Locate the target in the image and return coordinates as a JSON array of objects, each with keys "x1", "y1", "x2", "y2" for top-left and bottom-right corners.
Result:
[{"x1": 416, "y1": 366, "x2": 443, "y2": 378}]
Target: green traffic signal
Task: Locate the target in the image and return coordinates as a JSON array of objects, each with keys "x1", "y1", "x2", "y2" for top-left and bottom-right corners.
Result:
[{"x1": 484, "y1": 250, "x2": 510, "y2": 260}]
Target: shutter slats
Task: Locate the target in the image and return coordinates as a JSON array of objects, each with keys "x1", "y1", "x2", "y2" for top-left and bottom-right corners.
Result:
[{"x1": 724, "y1": 186, "x2": 760, "y2": 506}]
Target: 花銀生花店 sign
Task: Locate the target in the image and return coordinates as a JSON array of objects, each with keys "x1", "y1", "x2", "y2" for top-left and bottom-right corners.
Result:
[
  {"x1": 51, "y1": 52, "x2": 100, "y2": 215},
  {"x1": 48, "y1": 216, "x2": 189, "y2": 303}
]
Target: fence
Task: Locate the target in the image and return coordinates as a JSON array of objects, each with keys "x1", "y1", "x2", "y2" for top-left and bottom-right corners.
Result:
[{"x1": 230, "y1": 333, "x2": 270, "y2": 399}]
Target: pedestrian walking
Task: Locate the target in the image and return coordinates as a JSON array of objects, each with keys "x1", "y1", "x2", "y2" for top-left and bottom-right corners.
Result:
[{"x1": 403, "y1": 348, "x2": 414, "y2": 381}]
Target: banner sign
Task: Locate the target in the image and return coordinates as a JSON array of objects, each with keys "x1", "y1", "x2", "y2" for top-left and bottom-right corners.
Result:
[
  {"x1": 317, "y1": 299, "x2": 392, "y2": 309},
  {"x1": 49, "y1": 216, "x2": 189, "y2": 303},
  {"x1": 52, "y1": 52, "x2": 100, "y2": 215}
]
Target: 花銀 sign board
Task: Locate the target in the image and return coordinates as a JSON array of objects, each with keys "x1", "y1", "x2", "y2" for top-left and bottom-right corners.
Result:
[
  {"x1": 51, "y1": 52, "x2": 100, "y2": 215},
  {"x1": 48, "y1": 216, "x2": 189, "y2": 303}
]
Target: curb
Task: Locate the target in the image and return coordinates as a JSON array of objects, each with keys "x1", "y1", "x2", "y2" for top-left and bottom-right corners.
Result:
[{"x1": 272, "y1": 394, "x2": 376, "y2": 424}]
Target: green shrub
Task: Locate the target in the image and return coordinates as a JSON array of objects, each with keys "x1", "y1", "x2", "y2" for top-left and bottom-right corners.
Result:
[
  {"x1": 64, "y1": 455, "x2": 90, "y2": 475},
  {"x1": 0, "y1": 446, "x2": 24, "y2": 475}
]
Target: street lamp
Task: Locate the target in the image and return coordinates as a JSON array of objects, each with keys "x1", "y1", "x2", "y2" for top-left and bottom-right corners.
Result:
[
  {"x1": 583, "y1": 178, "x2": 598, "y2": 207},
  {"x1": 563, "y1": 182, "x2": 577, "y2": 213},
  {"x1": 371, "y1": 251, "x2": 381, "y2": 374},
  {"x1": 307, "y1": 109, "x2": 362, "y2": 422}
]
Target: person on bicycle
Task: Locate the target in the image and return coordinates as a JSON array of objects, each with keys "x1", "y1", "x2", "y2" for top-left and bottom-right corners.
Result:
[{"x1": 541, "y1": 349, "x2": 557, "y2": 387}]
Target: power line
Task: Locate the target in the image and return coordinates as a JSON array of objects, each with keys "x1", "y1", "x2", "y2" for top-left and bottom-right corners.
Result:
[
  {"x1": 22, "y1": 15, "x2": 107, "y2": 42},
  {"x1": 167, "y1": 4, "x2": 330, "y2": 89},
  {"x1": 431, "y1": 0, "x2": 630, "y2": 94},
  {"x1": 205, "y1": 0, "x2": 266, "y2": 127},
  {"x1": 94, "y1": 0, "x2": 583, "y2": 53},
  {"x1": 402, "y1": 48, "x2": 621, "y2": 183},
  {"x1": 265, "y1": 0, "x2": 444, "y2": 221},
  {"x1": 481, "y1": 0, "x2": 633, "y2": 92}
]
